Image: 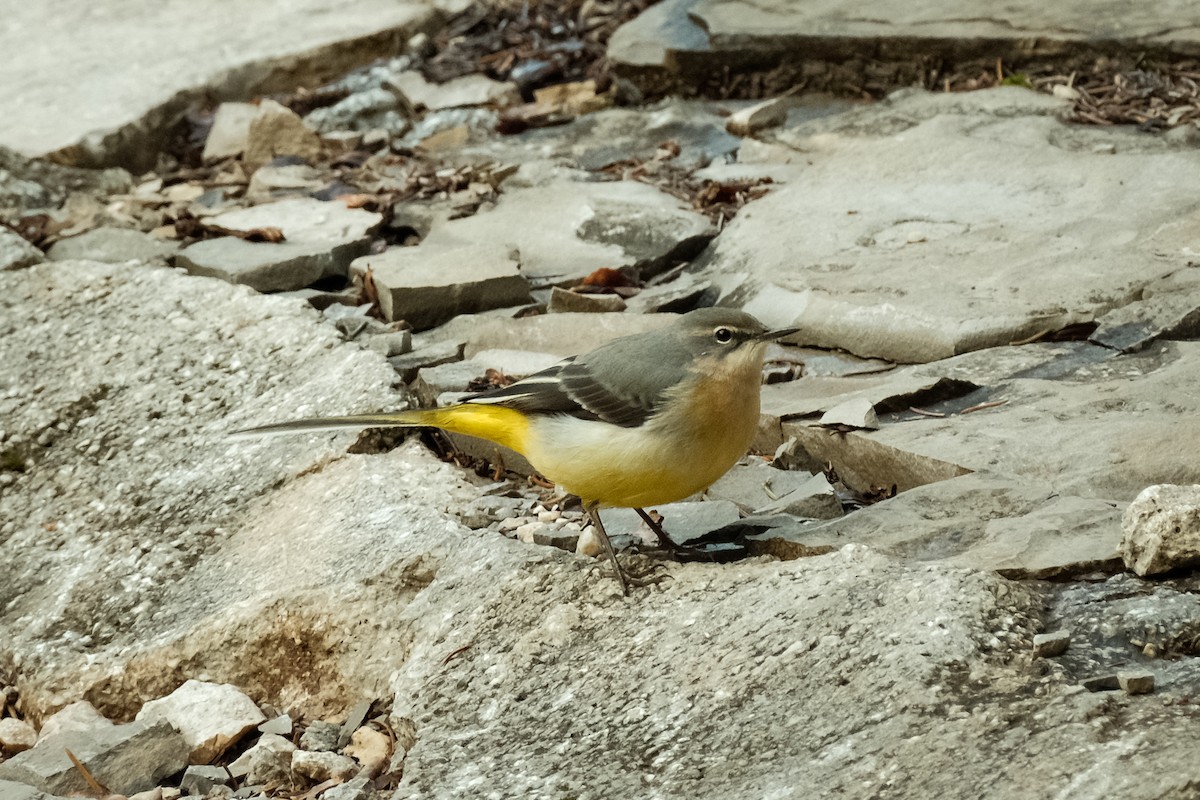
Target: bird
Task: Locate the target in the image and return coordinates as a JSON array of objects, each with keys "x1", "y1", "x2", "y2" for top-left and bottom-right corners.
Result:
[{"x1": 237, "y1": 307, "x2": 796, "y2": 594}]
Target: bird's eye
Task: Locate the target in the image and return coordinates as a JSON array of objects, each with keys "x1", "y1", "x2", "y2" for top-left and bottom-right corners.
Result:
[{"x1": 714, "y1": 327, "x2": 734, "y2": 343}]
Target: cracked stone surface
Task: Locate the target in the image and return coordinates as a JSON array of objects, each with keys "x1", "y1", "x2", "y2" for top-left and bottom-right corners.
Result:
[
  {"x1": 702, "y1": 88, "x2": 1200, "y2": 363},
  {"x1": 0, "y1": 0, "x2": 443, "y2": 169},
  {"x1": 610, "y1": 0, "x2": 1200, "y2": 83},
  {"x1": 419, "y1": 167, "x2": 715, "y2": 286}
]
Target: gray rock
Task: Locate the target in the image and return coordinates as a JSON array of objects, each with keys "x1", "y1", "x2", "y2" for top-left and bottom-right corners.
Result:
[
  {"x1": 243, "y1": 99, "x2": 321, "y2": 172},
  {"x1": 0, "y1": 719, "x2": 36, "y2": 754},
  {"x1": 388, "y1": 71, "x2": 519, "y2": 112},
  {"x1": 37, "y1": 702, "x2": 112, "y2": 741},
  {"x1": 461, "y1": 99, "x2": 739, "y2": 171},
  {"x1": 1122, "y1": 484, "x2": 1200, "y2": 576},
  {"x1": 1032, "y1": 631, "x2": 1071, "y2": 659},
  {"x1": 0, "y1": 719, "x2": 188, "y2": 795},
  {"x1": 608, "y1": 0, "x2": 710, "y2": 71},
  {"x1": 291, "y1": 749, "x2": 358, "y2": 782},
  {"x1": 47, "y1": 227, "x2": 177, "y2": 263},
  {"x1": 227, "y1": 734, "x2": 294, "y2": 784},
  {"x1": 817, "y1": 397, "x2": 879, "y2": 431},
  {"x1": 423, "y1": 311, "x2": 674, "y2": 359},
  {"x1": 0, "y1": 1, "x2": 436, "y2": 169},
  {"x1": 180, "y1": 764, "x2": 230, "y2": 795},
  {"x1": 304, "y1": 87, "x2": 404, "y2": 134},
  {"x1": 704, "y1": 88, "x2": 1200, "y2": 363},
  {"x1": 417, "y1": 349, "x2": 560, "y2": 396},
  {"x1": 547, "y1": 287, "x2": 627, "y2": 313},
  {"x1": 1118, "y1": 671, "x2": 1155, "y2": 695},
  {"x1": 177, "y1": 199, "x2": 381, "y2": 292},
  {"x1": 350, "y1": 243, "x2": 532, "y2": 329},
  {"x1": 623, "y1": 272, "x2": 715, "y2": 314},
  {"x1": 754, "y1": 472, "x2": 843, "y2": 520},
  {"x1": 754, "y1": 472, "x2": 1124, "y2": 578},
  {"x1": 365, "y1": 329, "x2": 413, "y2": 358},
  {"x1": 257, "y1": 714, "x2": 293, "y2": 736},
  {"x1": 530, "y1": 528, "x2": 582, "y2": 552},
  {"x1": 0, "y1": 228, "x2": 43, "y2": 271},
  {"x1": 136, "y1": 679, "x2": 266, "y2": 764},
  {"x1": 725, "y1": 97, "x2": 789, "y2": 137},
  {"x1": 321, "y1": 776, "x2": 372, "y2": 800},
  {"x1": 1090, "y1": 268, "x2": 1200, "y2": 352},
  {"x1": 418, "y1": 173, "x2": 715, "y2": 286},
  {"x1": 246, "y1": 164, "x2": 326, "y2": 203},
  {"x1": 298, "y1": 720, "x2": 340, "y2": 752},
  {"x1": 388, "y1": 339, "x2": 465, "y2": 382},
  {"x1": 0, "y1": 780, "x2": 66, "y2": 800},
  {"x1": 600, "y1": 500, "x2": 741, "y2": 545},
  {"x1": 202, "y1": 103, "x2": 258, "y2": 163},
  {"x1": 705, "y1": 458, "x2": 837, "y2": 515}
]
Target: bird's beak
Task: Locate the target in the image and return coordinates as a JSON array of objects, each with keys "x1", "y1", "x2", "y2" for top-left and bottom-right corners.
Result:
[{"x1": 758, "y1": 327, "x2": 799, "y2": 342}]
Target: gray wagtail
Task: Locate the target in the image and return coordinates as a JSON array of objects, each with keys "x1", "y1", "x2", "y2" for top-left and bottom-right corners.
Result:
[{"x1": 238, "y1": 307, "x2": 796, "y2": 594}]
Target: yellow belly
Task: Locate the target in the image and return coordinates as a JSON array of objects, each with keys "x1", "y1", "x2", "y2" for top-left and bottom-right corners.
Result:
[
  {"x1": 522, "y1": 358, "x2": 762, "y2": 508},
  {"x1": 423, "y1": 346, "x2": 765, "y2": 508}
]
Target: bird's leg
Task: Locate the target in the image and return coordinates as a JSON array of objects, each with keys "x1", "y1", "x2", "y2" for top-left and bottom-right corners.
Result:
[
  {"x1": 636, "y1": 507, "x2": 681, "y2": 550},
  {"x1": 585, "y1": 504, "x2": 667, "y2": 595},
  {"x1": 634, "y1": 507, "x2": 715, "y2": 562},
  {"x1": 585, "y1": 504, "x2": 629, "y2": 596}
]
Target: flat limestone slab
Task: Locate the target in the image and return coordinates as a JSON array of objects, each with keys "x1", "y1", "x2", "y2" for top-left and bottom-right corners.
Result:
[
  {"x1": 705, "y1": 88, "x2": 1200, "y2": 363},
  {"x1": 610, "y1": 0, "x2": 1200, "y2": 75},
  {"x1": 0, "y1": 0, "x2": 437, "y2": 168},
  {"x1": 692, "y1": 0, "x2": 1200, "y2": 46}
]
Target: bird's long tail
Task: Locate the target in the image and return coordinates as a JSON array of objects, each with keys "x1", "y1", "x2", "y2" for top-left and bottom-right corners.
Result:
[{"x1": 232, "y1": 404, "x2": 531, "y2": 453}]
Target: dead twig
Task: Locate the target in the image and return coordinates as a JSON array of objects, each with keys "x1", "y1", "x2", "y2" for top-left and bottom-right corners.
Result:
[
  {"x1": 960, "y1": 400, "x2": 1009, "y2": 414},
  {"x1": 65, "y1": 749, "x2": 109, "y2": 796}
]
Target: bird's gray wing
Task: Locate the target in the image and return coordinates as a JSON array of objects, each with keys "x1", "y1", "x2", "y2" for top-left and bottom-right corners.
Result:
[{"x1": 464, "y1": 335, "x2": 693, "y2": 428}]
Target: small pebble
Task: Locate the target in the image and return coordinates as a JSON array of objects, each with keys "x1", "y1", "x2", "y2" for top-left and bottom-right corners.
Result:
[
  {"x1": 1031, "y1": 630, "x2": 1071, "y2": 659},
  {"x1": 0, "y1": 717, "x2": 37, "y2": 753},
  {"x1": 1119, "y1": 671, "x2": 1156, "y2": 695},
  {"x1": 299, "y1": 719, "x2": 341, "y2": 752}
]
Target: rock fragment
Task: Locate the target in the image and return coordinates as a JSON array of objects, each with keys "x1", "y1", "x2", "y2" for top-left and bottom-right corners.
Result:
[
  {"x1": 177, "y1": 198, "x2": 381, "y2": 292},
  {"x1": 227, "y1": 733, "x2": 295, "y2": 784},
  {"x1": 1031, "y1": 631, "x2": 1071, "y2": 659},
  {"x1": 389, "y1": 71, "x2": 519, "y2": 111},
  {"x1": 706, "y1": 459, "x2": 835, "y2": 516},
  {"x1": 37, "y1": 702, "x2": 112, "y2": 741},
  {"x1": 1118, "y1": 671, "x2": 1156, "y2": 695},
  {"x1": 243, "y1": 99, "x2": 322, "y2": 172},
  {"x1": 754, "y1": 472, "x2": 844, "y2": 519},
  {"x1": 548, "y1": 287, "x2": 627, "y2": 313},
  {"x1": 47, "y1": 227, "x2": 177, "y2": 263},
  {"x1": 291, "y1": 749, "x2": 358, "y2": 782},
  {"x1": 322, "y1": 776, "x2": 373, "y2": 800},
  {"x1": 0, "y1": 227, "x2": 43, "y2": 271},
  {"x1": 202, "y1": 102, "x2": 259, "y2": 163},
  {"x1": 258, "y1": 714, "x2": 293, "y2": 736},
  {"x1": 135, "y1": 679, "x2": 266, "y2": 764},
  {"x1": 352, "y1": 243, "x2": 532, "y2": 329},
  {"x1": 299, "y1": 720, "x2": 341, "y2": 752},
  {"x1": 0, "y1": 719, "x2": 188, "y2": 795},
  {"x1": 0, "y1": 718, "x2": 37, "y2": 753},
  {"x1": 179, "y1": 764, "x2": 230, "y2": 795},
  {"x1": 388, "y1": 339, "x2": 466, "y2": 382},
  {"x1": 1121, "y1": 484, "x2": 1200, "y2": 576},
  {"x1": 725, "y1": 97, "x2": 790, "y2": 136},
  {"x1": 818, "y1": 397, "x2": 880, "y2": 431}
]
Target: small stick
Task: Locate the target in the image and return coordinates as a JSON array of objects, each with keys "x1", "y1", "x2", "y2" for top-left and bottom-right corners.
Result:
[{"x1": 961, "y1": 400, "x2": 1008, "y2": 414}]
